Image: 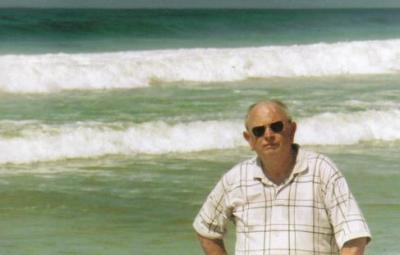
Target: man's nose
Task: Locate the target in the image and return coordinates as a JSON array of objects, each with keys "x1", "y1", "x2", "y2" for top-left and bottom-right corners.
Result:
[{"x1": 263, "y1": 126, "x2": 275, "y2": 139}]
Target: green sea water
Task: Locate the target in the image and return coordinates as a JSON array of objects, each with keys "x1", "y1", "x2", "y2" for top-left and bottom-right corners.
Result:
[
  {"x1": 1, "y1": 75, "x2": 400, "y2": 254},
  {"x1": 1, "y1": 75, "x2": 399, "y2": 124},
  {"x1": 1, "y1": 8, "x2": 400, "y2": 255},
  {"x1": 1, "y1": 146, "x2": 399, "y2": 254},
  {"x1": 2, "y1": 8, "x2": 400, "y2": 53}
]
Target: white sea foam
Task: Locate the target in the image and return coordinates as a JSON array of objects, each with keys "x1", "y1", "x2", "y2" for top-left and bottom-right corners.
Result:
[
  {"x1": 1, "y1": 39, "x2": 400, "y2": 93},
  {"x1": 0, "y1": 120, "x2": 244, "y2": 164},
  {"x1": 296, "y1": 109, "x2": 400, "y2": 145},
  {"x1": 0, "y1": 109, "x2": 399, "y2": 164}
]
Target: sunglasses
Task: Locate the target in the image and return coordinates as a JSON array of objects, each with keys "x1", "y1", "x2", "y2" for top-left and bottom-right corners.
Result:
[{"x1": 251, "y1": 121, "x2": 284, "y2": 137}]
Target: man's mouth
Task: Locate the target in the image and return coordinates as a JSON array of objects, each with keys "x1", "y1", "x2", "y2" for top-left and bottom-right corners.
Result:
[{"x1": 263, "y1": 143, "x2": 278, "y2": 149}]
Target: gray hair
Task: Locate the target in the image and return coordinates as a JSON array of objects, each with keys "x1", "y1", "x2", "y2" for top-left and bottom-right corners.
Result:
[{"x1": 245, "y1": 100, "x2": 293, "y2": 128}]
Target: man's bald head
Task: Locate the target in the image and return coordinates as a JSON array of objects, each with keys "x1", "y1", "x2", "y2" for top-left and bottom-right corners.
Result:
[{"x1": 245, "y1": 100, "x2": 292, "y2": 129}]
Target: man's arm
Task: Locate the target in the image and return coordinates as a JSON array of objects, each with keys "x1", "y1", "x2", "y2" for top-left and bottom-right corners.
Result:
[
  {"x1": 321, "y1": 158, "x2": 372, "y2": 252},
  {"x1": 341, "y1": 237, "x2": 368, "y2": 255},
  {"x1": 197, "y1": 234, "x2": 228, "y2": 255}
]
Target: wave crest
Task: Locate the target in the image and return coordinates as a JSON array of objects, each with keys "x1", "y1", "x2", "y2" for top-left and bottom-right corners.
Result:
[
  {"x1": 0, "y1": 109, "x2": 399, "y2": 164},
  {"x1": 1, "y1": 39, "x2": 400, "y2": 93}
]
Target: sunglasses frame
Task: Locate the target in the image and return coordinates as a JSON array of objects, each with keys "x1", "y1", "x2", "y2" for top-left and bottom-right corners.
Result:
[{"x1": 251, "y1": 121, "x2": 285, "y2": 138}]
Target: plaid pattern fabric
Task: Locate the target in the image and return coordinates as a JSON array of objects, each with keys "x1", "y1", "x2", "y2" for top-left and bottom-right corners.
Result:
[{"x1": 193, "y1": 146, "x2": 371, "y2": 255}]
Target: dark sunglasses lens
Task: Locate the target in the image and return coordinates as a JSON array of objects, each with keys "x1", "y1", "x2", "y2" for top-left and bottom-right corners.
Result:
[
  {"x1": 252, "y1": 126, "x2": 266, "y2": 137},
  {"x1": 270, "y1": 121, "x2": 284, "y2": 133}
]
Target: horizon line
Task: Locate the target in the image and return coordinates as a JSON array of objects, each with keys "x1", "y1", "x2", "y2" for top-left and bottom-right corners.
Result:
[{"x1": 1, "y1": 6, "x2": 400, "y2": 10}]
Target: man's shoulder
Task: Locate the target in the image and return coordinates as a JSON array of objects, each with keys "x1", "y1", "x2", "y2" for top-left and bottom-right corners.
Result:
[
  {"x1": 300, "y1": 147, "x2": 342, "y2": 180},
  {"x1": 221, "y1": 156, "x2": 259, "y2": 187},
  {"x1": 301, "y1": 148, "x2": 332, "y2": 165}
]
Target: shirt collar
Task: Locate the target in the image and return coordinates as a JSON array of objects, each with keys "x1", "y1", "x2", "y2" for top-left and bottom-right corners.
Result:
[
  {"x1": 253, "y1": 144, "x2": 309, "y2": 182},
  {"x1": 292, "y1": 144, "x2": 309, "y2": 175}
]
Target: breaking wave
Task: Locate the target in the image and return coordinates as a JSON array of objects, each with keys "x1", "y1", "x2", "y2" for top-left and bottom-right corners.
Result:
[
  {"x1": 1, "y1": 39, "x2": 400, "y2": 93},
  {"x1": 0, "y1": 109, "x2": 399, "y2": 164}
]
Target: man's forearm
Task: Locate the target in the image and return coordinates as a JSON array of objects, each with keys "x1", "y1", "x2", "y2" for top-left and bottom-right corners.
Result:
[
  {"x1": 341, "y1": 237, "x2": 368, "y2": 255},
  {"x1": 197, "y1": 234, "x2": 228, "y2": 255}
]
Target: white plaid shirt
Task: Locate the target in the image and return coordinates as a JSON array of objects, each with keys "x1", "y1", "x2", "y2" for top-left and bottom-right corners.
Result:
[{"x1": 193, "y1": 146, "x2": 371, "y2": 255}]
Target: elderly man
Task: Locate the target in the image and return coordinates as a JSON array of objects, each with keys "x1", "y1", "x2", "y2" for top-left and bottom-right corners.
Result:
[{"x1": 193, "y1": 100, "x2": 371, "y2": 255}]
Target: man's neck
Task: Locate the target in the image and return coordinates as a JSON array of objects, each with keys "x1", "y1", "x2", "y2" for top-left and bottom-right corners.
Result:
[{"x1": 259, "y1": 146, "x2": 297, "y2": 185}]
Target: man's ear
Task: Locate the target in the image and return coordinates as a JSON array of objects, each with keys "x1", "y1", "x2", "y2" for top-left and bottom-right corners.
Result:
[
  {"x1": 289, "y1": 121, "x2": 297, "y2": 141},
  {"x1": 243, "y1": 131, "x2": 255, "y2": 151},
  {"x1": 243, "y1": 131, "x2": 251, "y2": 143}
]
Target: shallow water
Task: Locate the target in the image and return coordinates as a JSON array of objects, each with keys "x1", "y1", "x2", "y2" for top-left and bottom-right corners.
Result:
[{"x1": 0, "y1": 144, "x2": 399, "y2": 254}]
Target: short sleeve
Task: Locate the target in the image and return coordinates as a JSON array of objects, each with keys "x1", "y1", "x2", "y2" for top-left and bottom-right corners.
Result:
[
  {"x1": 322, "y1": 160, "x2": 372, "y2": 249},
  {"x1": 193, "y1": 176, "x2": 232, "y2": 239}
]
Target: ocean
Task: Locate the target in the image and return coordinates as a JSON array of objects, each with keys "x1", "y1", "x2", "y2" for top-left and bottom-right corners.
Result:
[{"x1": 0, "y1": 8, "x2": 399, "y2": 254}]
